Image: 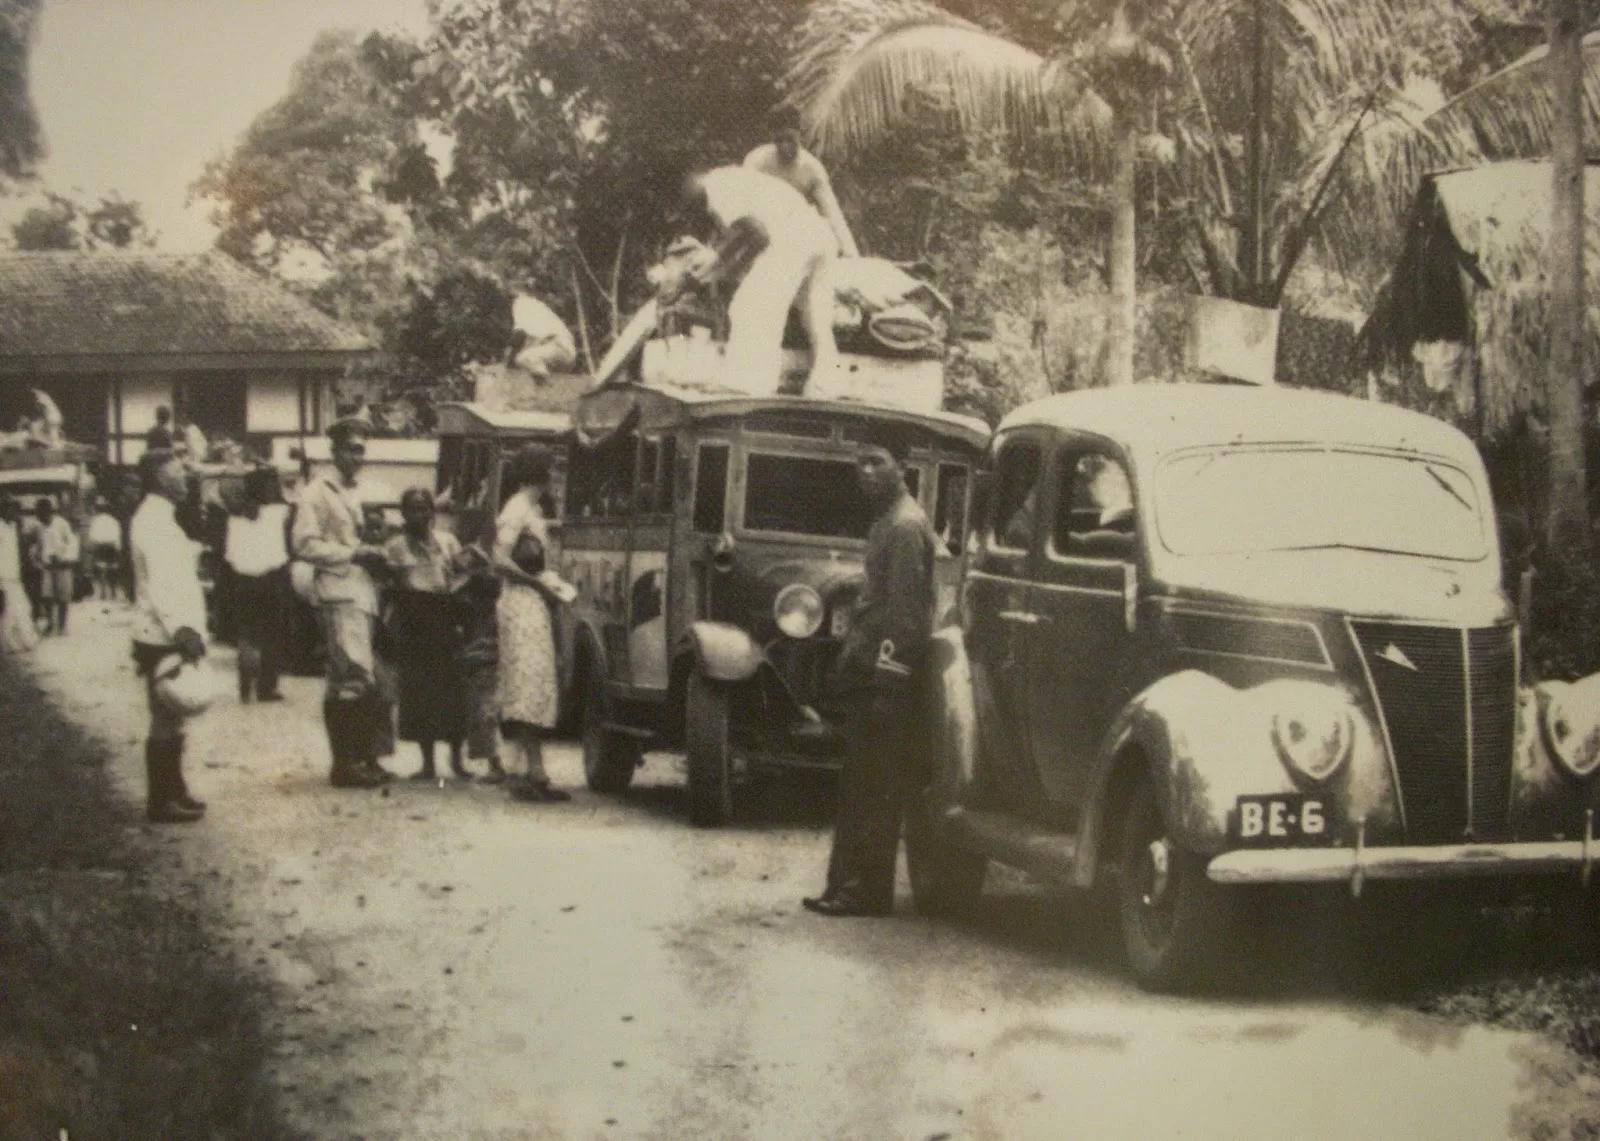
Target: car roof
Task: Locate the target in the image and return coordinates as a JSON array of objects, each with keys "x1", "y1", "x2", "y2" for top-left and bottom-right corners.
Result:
[{"x1": 996, "y1": 383, "x2": 1477, "y2": 463}]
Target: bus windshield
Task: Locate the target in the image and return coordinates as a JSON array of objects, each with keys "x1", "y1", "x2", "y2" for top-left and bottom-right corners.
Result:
[{"x1": 743, "y1": 452, "x2": 870, "y2": 539}]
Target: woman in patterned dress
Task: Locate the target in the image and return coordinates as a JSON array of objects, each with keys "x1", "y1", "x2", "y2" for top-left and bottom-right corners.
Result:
[{"x1": 491, "y1": 446, "x2": 570, "y2": 803}]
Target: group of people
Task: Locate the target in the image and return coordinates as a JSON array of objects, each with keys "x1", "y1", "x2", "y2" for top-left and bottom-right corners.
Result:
[
  {"x1": 128, "y1": 415, "x2": 575, "y2": 822},
  {"x1": 290, "y1": 418, "x2": 570, "y2": 801},
  {"x1": 0, "y1": 492, "x2": 126, "y2": 652}
]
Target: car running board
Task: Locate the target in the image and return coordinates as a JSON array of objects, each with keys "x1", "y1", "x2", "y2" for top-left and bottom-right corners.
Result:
[{"x1": 944, "y1": 807, "x2": 1079, "y2": 888}]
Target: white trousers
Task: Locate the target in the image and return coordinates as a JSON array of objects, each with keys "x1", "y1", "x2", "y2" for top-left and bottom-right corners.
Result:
[{"x1": 724, "y1": 237, "x2": 837, "y2": 394}]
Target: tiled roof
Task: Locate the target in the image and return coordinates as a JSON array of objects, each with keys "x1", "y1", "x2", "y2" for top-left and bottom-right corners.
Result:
[{"x1": 0, "y1": 250, "x2": 371, "y2": 362}]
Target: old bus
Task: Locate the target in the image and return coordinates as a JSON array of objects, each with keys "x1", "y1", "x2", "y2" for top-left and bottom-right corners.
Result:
[{"x1": 561, "y1": 381, "x2": 988, "y2": 826}]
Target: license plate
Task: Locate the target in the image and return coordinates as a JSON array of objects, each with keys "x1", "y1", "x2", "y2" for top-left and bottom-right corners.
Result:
[{"x1": 1232, "y1": 793, "x2": 1329, "y2": 847}]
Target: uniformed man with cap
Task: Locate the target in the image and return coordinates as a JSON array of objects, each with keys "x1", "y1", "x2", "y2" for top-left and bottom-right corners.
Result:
[
  {"x1": 291, "y1": 415, "x2": 394, "y2": 788},
  {"x1": 804, "y1": 425, "x2": 940, "y2": 916}
]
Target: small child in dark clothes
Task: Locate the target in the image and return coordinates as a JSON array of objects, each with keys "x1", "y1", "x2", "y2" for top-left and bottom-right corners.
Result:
[{"x1": 455, "y1": 546, "x2": 508, "y2": 783}]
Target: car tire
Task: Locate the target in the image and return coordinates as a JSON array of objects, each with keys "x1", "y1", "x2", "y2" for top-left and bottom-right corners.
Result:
[
  {"x1": 905, "y1": 798, "x2": 986, "y2": 917},
  {"x1": 685, "y1": 671, "x2": 734, "y2": 828},
  {"x1": 1116, "y1": 775, "x2": 1231, "y2": 991},
  {"x1": 581, "y1": 662, "x2": 639, "y2": 795}
]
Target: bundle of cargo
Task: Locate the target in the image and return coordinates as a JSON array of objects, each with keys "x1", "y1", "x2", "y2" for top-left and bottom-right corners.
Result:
[{"x1": 595, "y1": 241, "x2": 952, "y2": 415}]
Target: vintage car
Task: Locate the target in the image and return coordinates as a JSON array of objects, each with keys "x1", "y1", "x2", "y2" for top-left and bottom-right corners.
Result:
[
  {"x1": 913, "y1": 383, "x2": 1600, "y2": 989},
  {"x1": 563, "y1": 379, "x2": 988, "y2": 825}
]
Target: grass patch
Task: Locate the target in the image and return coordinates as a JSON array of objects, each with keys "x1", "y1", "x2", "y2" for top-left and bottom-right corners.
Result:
[{"x1": 0, "y1": 654, "x2": 294, "y2": 1140}]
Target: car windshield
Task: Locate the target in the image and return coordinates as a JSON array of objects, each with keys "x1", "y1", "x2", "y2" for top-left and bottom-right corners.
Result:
[
  {"x1": 743, "y1": 452, "x2": 869, "y2": 539},
  {"x1": 1155, "y1": 447, "x2": 1488, "y2": 561}
]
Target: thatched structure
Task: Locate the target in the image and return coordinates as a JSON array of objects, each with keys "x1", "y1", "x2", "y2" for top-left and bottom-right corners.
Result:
[{"x1": 1362, "y1": 160, "x2": 1600, "y2": 440}]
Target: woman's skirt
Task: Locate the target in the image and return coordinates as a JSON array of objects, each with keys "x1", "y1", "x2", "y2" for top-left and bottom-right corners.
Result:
[
  {"x1": 386, "y1": 591, "x2": 467, "y2": 743},
  {"x1": 496, "y1": 581, "x2": 557, "y2": 729}
]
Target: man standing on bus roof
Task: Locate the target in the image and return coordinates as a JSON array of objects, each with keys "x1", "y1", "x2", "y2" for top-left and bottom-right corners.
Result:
[
  {"x1": 292, "y1": 416, "x2": 394, "y2": 789},
  {"x1": 682, "y1": 165, "x2": 840, "y2": 394},
  {"x1": 743, "y1": 105, "x2": 859, "y2": 258},
  {"x1": 804, "y1": 425, "x2": 939, "y2": 917}
]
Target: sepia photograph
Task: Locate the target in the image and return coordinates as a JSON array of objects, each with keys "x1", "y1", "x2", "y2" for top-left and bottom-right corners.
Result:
[{"x1": 3, "y1": 0, "x2": 1600, "y2": 1137}]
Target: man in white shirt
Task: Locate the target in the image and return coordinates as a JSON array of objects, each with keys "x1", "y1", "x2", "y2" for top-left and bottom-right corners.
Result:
[
  {"x1": 743, "y1": 106, "x2": 859, "y2": 258},
  {"x1": 87, "y1": 499, "x2": 124, "y2": 601},
  {"x1": 0, "y1": 498, "x2": 38, "y2": 652},
  {"x1": 291, "y1": 418, "x2": 393, "y2": 788},
  {"x1": 226, "y1": 467, "x2": 291, "y2": 703},
  {"x1": 683, "y1": 165, "x2": 840, "y2": 394},
  {"x1": 34, "y1": 498, "x2": 79, "y2": 635},
  {"x1": 130, "y1": 451, "x2": 210, "y2": 823}
]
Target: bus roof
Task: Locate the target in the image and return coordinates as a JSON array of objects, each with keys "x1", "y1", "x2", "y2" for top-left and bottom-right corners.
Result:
[{"x1": 575, "y1": 382, "x2": 990, "y2": 451}]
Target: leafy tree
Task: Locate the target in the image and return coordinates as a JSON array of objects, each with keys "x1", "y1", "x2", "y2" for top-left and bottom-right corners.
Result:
[
  {"x1": 10, "y1": 190, "x2": 154, "y2": 250},
  {"x1": 0, "y1": 0, "x2": 42, "y2": 184},
  {"x1": 786, "y1": 0, "x2": 1542, "y2": 385},
  {"x1": 193, "y1": 29, "x2": 416, "y2": 272}
]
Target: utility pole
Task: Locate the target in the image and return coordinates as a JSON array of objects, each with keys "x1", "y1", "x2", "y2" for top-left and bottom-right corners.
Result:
[{"x1": 1546, "y1": 0, "x2": 1590, "y2": 554}]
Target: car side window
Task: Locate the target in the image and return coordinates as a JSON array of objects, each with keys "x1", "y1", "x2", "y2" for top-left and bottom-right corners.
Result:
[
  {"x1": 990, "y1": 441, "x2": 1042, "y2": 553},
  {"x1": 1052, "y1": 452, "x2": 1136, "y2": 561}
]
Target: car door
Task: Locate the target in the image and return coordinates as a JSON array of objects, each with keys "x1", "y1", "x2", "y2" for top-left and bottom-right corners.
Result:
[
  {"x1": 962, "y1": 431, "x2": 1047, "y2": 808},
  {"x1": 1027, "y1": 443, "x2": 1140, "y2": 815}
]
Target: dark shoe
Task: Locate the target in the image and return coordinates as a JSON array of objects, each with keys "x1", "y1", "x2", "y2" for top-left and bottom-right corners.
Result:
[
  {"x1": 410, "y1": 768, "x2": 438, "y2": 782},
  {"x1": 509, "y1": 779, "x2": 571, "y2": 803},
  {"x1": 365, "y1": 761, "x2": 397, "y2": 784},
  {"x1": 479, "y1": 768, "x2": 506, "y2": 785},
  {"x1": 176, "y1": 794, "x2": 206, "y2": 812},
  {"x1": 256, "y1": 690, "x2": 286, "y2": 703},
  {"x1": 147, "y1": 801, "x2": 204, "y2": 824},
  {"x1": 802, "y1": 894, "x2": 890, "y2": 918},
  {"x1": 331, "y1": 763, "x2": 385, "y2": 789}
]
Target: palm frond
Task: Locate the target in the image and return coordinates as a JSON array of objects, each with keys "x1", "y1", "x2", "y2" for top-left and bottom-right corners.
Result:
[
  {"x1": 785, "y1": 0, "x2": 1109, "y2": 166},
  {"x1": 1423, "y1": 30, "x2": 1600, "y2": 159}
]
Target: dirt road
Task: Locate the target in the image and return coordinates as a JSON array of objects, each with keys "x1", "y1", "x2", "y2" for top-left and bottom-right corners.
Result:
[{"x1": 23, "y1": 604, "x2": 1600, "y2": 1140}]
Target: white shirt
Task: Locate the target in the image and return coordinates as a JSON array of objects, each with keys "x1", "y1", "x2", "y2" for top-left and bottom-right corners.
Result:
[
  {"x1": 130, "y1": 494, "x2": 207, "y2": 647},
  {"x1": 88, "y1": 512, "x2": 122, "y2": 548},
  {"x1": 291, "y1": 472, "x2": 377, "y2": 614},
  {"x1": 225, "y1": 503, "x2": 291, "y2": 577},
  {"x1": 700, "y1": 166, "x2": 832, "y2": 255},
  {"x1": 0, "y1": 521, "x2": 20, "y2": 581},
  {"x1": 38, "y1": 515, "x2": 79, "y2": 565}
]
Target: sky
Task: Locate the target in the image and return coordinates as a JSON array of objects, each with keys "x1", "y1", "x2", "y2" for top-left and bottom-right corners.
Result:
[{"x1": 16, "y1": 0, "x2": 430, "y2": 252}]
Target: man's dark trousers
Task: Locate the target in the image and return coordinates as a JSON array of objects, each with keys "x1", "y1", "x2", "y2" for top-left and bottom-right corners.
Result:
[{"x1": 823, "y1": 688, "x2": 926, "y2": 911}]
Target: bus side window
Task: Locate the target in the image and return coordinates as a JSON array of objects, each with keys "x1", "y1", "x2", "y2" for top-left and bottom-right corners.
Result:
[
  {"x1": 436, "y1": 437, "x2": 462, "y2": 498},
  {"x1": 693, "y1": 444, "x2": 730, "y2": 533},
  {"x1": 934, "y1": 463, "x2": 969, "y2": 555}
]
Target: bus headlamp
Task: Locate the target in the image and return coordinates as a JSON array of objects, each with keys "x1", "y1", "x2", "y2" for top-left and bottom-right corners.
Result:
[{"x1": 774, "y1": 583, "x2": 824, "y2": 639}]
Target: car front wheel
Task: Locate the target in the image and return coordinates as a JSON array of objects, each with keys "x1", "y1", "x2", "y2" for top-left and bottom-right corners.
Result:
[
  {"x1": 582, "y1": 663, "x2": 639, "y2": 794},
  {"x1": 1116, "y1": 775, "x2": 1231, "y2": 991},
  {"x1": 905, "y1": 798, "x2": 987, "y2": 917},
  {"x1": 685, "y1": 671, "x2": 734, "y2": 827}
]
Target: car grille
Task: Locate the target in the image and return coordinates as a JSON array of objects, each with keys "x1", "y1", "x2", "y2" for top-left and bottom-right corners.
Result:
[
  {"x1": 1350, "y1": 621, "x2": 1517, "y2": 843},
  {"x1": 767, "y1": 638, "x2": 840, "y2": 706}
]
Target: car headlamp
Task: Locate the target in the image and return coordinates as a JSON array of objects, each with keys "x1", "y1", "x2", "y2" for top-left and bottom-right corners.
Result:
[
  {"x1": 1539, "y1": 676, "x2": 1600, "y2": 779},
  {"x1": 1265, "y1": 682, "x2": 1354, "y2": 784},
  {"x1": 774, "y1": 583, "x2": 824, "y2": 639}
]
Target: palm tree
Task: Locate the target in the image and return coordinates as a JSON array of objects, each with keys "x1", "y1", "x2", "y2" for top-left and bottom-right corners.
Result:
[{"x1": 786, "y1": 0, "x2": 1455, "y2": 384}]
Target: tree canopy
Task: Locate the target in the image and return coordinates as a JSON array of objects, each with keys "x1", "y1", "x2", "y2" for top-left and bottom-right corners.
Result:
[{"x1": 10, "y1": 190, "x2": 154, "y2": 251}]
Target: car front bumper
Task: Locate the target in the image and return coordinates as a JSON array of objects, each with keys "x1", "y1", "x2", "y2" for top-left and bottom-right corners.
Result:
[{"x1": 1207, "y1": 819, "x2": 1597, "y2": 896}]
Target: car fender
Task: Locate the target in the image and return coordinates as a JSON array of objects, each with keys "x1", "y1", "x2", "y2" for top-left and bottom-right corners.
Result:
[
  {"x1": 570, "y1": 617, "x2": 609, "y2": 687},
  {"x1": 1517, "y1": 675, "x2": 1600, "y2": 834},
  {"x1": 924, "y1": 627, "x2": 980, "y2": 804},
  {"x1": 681, "y1": 621, "x2": 765, "y2": 683},
  {"x1": 1071, "y1": 670, "x2": 1392, "y2": 886}
]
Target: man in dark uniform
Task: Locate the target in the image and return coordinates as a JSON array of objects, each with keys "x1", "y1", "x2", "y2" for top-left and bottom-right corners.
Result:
[{"x1": 804, "y1": 427, "x2": 939, "y2": 917}]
